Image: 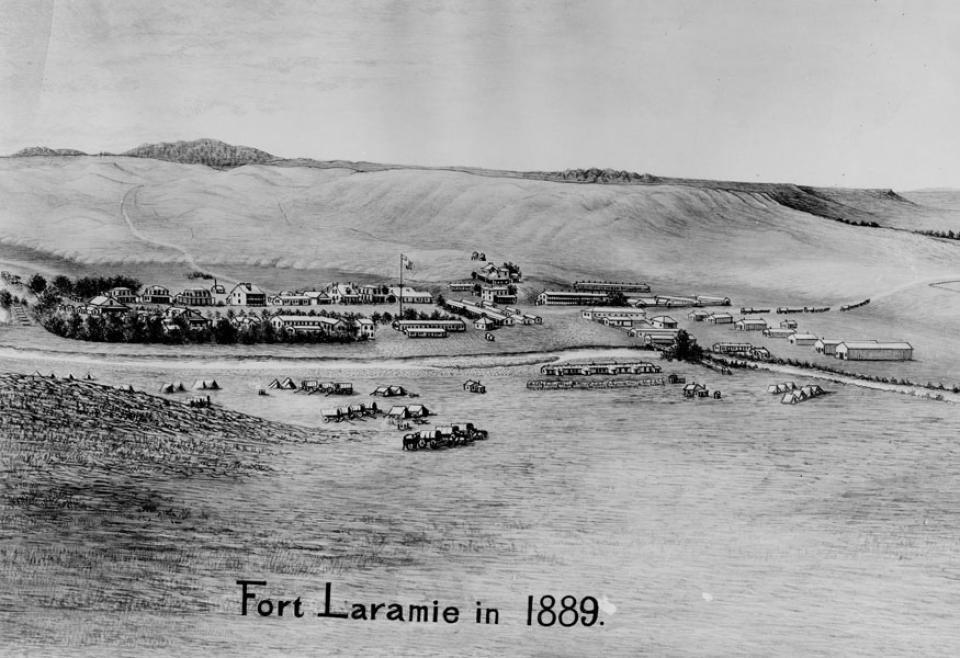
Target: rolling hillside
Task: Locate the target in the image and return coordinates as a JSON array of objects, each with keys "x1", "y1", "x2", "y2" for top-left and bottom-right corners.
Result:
[{"x1": 1, "y1": 152, "x2": 959, "y2": 304}]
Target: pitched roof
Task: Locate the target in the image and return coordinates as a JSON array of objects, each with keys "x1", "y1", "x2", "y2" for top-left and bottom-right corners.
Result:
[
  {"x1": 839, "y1": 341, "x2": 913, "y2": 350},
  {"x1": 232, "y1": 282, "x2": 264, "y2": 294}
]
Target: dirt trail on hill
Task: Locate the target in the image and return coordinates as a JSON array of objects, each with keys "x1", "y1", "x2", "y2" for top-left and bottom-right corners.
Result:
[{"x1": 120, "y1": 185, "x2": 237, "y2": 285}]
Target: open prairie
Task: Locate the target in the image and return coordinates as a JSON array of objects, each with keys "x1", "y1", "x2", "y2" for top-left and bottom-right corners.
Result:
[{"x1": 2, "y1": 352, "x2": 960, "y2": 657}]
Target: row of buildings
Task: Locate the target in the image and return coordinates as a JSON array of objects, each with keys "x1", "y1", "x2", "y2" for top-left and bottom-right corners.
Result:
[
  {"x1": 391, "y1": 318, "x2": 467, "y2": 338},
  {"x1": 701, "y1": 311, "x2": 914, "y2": 361},
  {"x1": 535, "y1": 287, "x2": 731, "y2": 307},
  {"x1": 579, "y1": 306, "x2": 686, "y2": 346},
  {"x1": 446, "y1": 298, "x2": 542, "y2": 329},
  {"x1": 98, "y1": 282, "x2": 435, "y2": 309},
  {"x1": 714, "y1": 336, "x2": 913, "y2": 361}
]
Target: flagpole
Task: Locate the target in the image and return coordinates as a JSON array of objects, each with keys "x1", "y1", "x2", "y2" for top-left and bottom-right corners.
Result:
[{"x1": 399, "y1": 253, "x2": 404, "y2": 319}]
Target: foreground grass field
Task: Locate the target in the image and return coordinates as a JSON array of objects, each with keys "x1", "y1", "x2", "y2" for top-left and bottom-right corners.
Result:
[{"x1": 3, "y1": 360, "x2": 960, "y2": 656}]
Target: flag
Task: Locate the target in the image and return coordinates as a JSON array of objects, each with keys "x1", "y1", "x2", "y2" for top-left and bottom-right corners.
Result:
[{"x1": 401, "y1": 254, "x2": 414, "y2": 270}]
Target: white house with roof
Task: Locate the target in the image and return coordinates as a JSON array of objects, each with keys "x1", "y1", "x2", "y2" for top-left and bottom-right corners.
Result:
[
  {"x1": 480, "y1": 285, "x2": 516, "y2": 305},
  {"x1": 813, "y1": 338, "x2": 844, "y2": 355},
  {"x1": 705, "y1": 313, "x2": 734, "y2": 325},
  {"x1": 763, "y1": 328, "x2": 796, "y2": 339},
  {"x1": 107, "y1": 287, "x2": 138, "y2": 305},
  {"x1": 835, "y1": 341, "x2": 913, "y2": 361},
  {"x1": 353, "y1": 318, "x2": 376, "y2": 340},
  {"x1": 138, "y1": 285, "x2": 172, "y2": 305},
  {"x1": 228, "y1": 282, "x2": 266, "y2": 306},
  {"x1": 650, "y1": 315, "x2": 678, "y2": 329},
  {"x1": 389, "y1": 286, "x2": 433, "y2": 304},
  {"x1": 629, "y1": 327, "x2": 682, "y2": 346},
  {"x1": 303, "y1": 291, "x2": 332, "y2": 305},
  {"x1": 175, "y1": 288, "x2": 213, "y2": 306},
  {"x1": 788, "y1": 332, "x2": 818, "y2": 346},
  {"x1": 210, "y1": 280, "x2": 230, "y2": 306},
  {"x1": 80, "y1": 295, "x2": 130, "y2": 316},
  {"x1": 163, "y1": 306, "x2": 210, "y2": 329},
  {"x1": 581, "y1": 307, "x2": 647, "y2": 321},
  {"x1": 270, "y1": 314, "x2": 348, "y2": 336},
  {"x1": 537, "y1": 290, "x2": 607, "y2": 306},
  {"x1": 735, "y1": 317, "x2": 768, "y2": 331},
  {"x1": 327, "y1": 283, "x2": 362, "y2": 304},
  {"x1": 269, "y1": 291, "x2": 312, "y2": 306}
]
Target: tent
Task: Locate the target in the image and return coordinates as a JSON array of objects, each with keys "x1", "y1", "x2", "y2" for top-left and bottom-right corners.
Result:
[
  {"x1": 387, "y1": 405, "x2": 409, "y2": 419},
  {"x1": 159, "y1": 381, "x2": 186, "y2": 394},
  {"x1": 372, "y1": 385, "x2": 406, "y2": 397},
  {"x1": 407, "y1": 404, "x2": 429, "y2": 417},
  {"x1": 193, "y1": 379, "x2": 220, "y2": 390}
]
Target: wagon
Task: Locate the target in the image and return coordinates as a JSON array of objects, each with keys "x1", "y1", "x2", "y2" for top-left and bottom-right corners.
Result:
[
  {"x1": 485, "y1": 332, "x2": 496, "y2": 342},
  {"x1": 401, "y1": 423, "x2": 489, "y2": 450},
  {"x1": 402, "y1": 429, "x2": 443, "y2": 450},
  {"x1": 321, "y1": 408, "x2": 343, "y2": 422}
]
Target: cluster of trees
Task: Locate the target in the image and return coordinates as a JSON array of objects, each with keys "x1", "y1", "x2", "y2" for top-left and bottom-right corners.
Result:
[
  {"x1": 605, "y1": 292, "x2": 629, "y2": 306},
  {"x1": 917, "y1": 229, "x2": 960, "y2": 241},
  {"x1": 394, "y1": 307, "x2": 457, "y2": 322},
  {"x1": 527, "y1": 168, "x2": 658, "y2": 184},
  {"x1": 123, "y1": 139, "x2": 274, "y2": 169},
  {"x1": 836, "y1": 218, "x2": 881, "y2": 228},
  {"x1": 57, "y1": 274, "x2": 142, "y2": 300},
  {"x1": 39, "y1": 309, "x2": 362, "y2": 345},
  {"x1": 0, "y1": 290, "x2": 24, "y2": 308},
  {"x1": 661, "y1": 329, "x2": 703, "y2": 363}
]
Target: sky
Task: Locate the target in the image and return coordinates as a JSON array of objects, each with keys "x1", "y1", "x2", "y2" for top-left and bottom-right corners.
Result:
[{"x1": 1, "y1": 0, "x2": 959, "y2": 189}]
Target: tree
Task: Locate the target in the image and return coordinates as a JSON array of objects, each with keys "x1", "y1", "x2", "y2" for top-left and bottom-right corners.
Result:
[
  {"x1": 213, "y1": 318, "x2": 237, "y2": 344},
  {"x1": 104, "y1": 314, "x2": 125, "y2": 342},
  {"x1": 606, "y1": 291, "x2": 628, "y2": 307},
  {"x1": 83, "y1": 314, "x2": 105, "y2": 341},
  {"x1": 51, "y1": 275, "x2": 73, "y2": 297},
  {"x1": 261, "y1": 318, "x2": 276, "y2": 343},
  {"x1": 0, "y1": 290, "x2": 11, "y2": 308},
  {"x1": 670, "y1": 329, "x2": 703, "y2": 363},
  {"x1": 27, "y1": 273, "x2": 47, "y2": 295}
]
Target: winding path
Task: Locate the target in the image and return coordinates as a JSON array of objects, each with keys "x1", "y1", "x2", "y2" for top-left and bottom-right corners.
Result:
[{"x1": 120, "y1": 185, "x2": 237, "y2": 285}]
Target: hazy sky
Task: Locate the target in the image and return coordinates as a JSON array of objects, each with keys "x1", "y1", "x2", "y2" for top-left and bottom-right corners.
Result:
[{"x1": 1, "y1": 0, "x2": 958, "y2": 188}]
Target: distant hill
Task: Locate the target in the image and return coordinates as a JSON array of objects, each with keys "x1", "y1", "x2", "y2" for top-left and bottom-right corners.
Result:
[
  {"x1": 122, "y1": 138, "x2": 275, "y2": 169},
  {"x1": 2, "y1": 154, "x2": 960, "y2": 304},
  {"x1": 11, "y1": 146, "x2": 87, "y2": 157}
]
